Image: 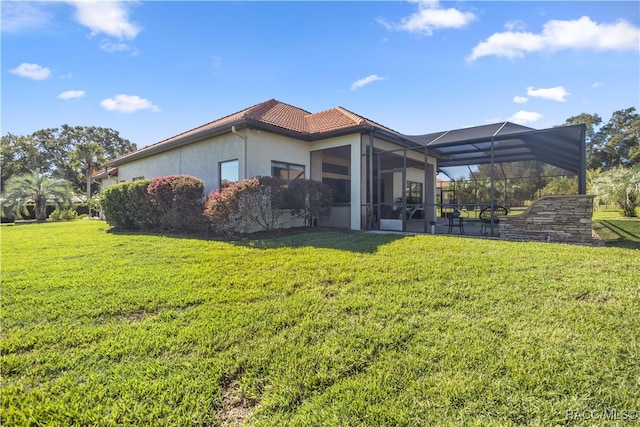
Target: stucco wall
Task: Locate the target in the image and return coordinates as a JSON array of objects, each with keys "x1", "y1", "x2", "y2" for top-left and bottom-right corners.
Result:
[
  {"x1": 101, "y1": 130, "x2": 367, "y2": 229},
  {"x1": 105, "y1": 134, "x2": 244, "y2": 194},
  {"x1": 245, "y1": 130, "x2": 311, "y2": 179},
  {"x1": 500, "y1": 195, "x2": 595, "y2": 245}
]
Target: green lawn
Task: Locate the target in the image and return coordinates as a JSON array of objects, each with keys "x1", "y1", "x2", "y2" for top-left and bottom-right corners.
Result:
[
  {"x1": 593, "y1": 208, "x2": 640, "y2": 249},
  {"x1": 2, "y1": 221, "x2": 639, "y2": 426}
]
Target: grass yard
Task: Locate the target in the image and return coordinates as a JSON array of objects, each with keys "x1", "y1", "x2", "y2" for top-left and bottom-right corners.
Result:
[
  {"x1": 1, "y1": 221, "x2": 639, "y2": 426},
  {"x1": 593, "y1": 209, "x2": 640, "y2": 249}
]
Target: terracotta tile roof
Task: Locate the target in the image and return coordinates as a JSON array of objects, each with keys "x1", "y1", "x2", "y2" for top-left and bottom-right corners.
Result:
[
  {"x1": 158, "y1": 99, "x2": 399, "y2": 142},
  {"x1": 247, "y1": 99, "x2": 311, "y2": 132},
  {"x1": 149, "y1": 99, "x2": 303, "y2": 147},
  {"x1": 107, "y1": 99, "x2": 405, "y2": 165}
]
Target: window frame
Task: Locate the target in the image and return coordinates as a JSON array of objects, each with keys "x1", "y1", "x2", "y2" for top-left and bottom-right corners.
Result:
[
  {"x1": 219, "y1": 159, "x2": 239, "y2": 188},
  {"x1": 406, "y1": 181, "x2": 423, "y2": 205},
  {"x1": 271, "y1": 161, "x2": 305, "y2": 184}
]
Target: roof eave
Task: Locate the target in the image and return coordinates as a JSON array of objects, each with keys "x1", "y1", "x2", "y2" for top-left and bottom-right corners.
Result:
[
  {"x1": 107, "y1": 121, "x2": 250, "y2": 167},
  {"x1": 106, "y1": 116, "x2": 435, "y2": 168}
]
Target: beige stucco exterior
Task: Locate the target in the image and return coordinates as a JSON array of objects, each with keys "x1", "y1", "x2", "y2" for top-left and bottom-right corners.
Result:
[
  {"x1": 99, "y1": 128, "x2": 436, "y2": 231},
  {"x1": 103, "y1": 133, "x2": 243, "y2": 193}
]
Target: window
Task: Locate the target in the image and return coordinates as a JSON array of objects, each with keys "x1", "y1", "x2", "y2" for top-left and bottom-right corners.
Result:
[
  {"x1": 322, "y1": 163, "x2": 349, "y2": 176},
  {"x1": 271, "y1": 161, "x2": 304, "y2": 184},
  {"x1": 324, "y1": 178, "x2": 350, "y2": 204},
  {"x1": 317, "y1": 146, "x2": 351, "y2": 204},
  {"x1": 406, "y1": 181, "x2": 423, "y2": 205},
  {"x1": 220, "y1": 159, "x2": 239, "y2": 188},
  {"x1": 322, "y1": 160, "x2": 351, "y2": 204}
]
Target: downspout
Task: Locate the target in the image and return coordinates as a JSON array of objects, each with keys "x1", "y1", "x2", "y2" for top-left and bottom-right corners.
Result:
[{"x1": 231, "y1": 125, "x2": 248, "y2": 179}]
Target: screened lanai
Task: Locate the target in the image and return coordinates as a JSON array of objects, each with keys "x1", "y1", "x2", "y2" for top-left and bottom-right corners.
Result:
[{"x1": 367, "y1": 122, "x2": 587, "y2": 235}]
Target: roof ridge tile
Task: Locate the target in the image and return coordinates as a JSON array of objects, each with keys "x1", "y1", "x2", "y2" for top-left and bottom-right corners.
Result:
[{"x1": 334, "y1": 106, "x2": 365, "y2": 124}]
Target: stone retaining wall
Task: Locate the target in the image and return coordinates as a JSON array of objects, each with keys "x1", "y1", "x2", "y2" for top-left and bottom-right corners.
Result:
[{"x1": 500, "y1": 195, "x2": 595, "y2": 245}]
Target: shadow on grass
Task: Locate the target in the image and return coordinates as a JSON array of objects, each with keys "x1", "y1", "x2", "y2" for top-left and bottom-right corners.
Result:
[
  {"x1": 235, "y1": 230, "x2": 406, "y2": 254},
  {"x1": 593, "y1": 219, "x2": 640, "y2": 250},
  {"x1": 107, "y1": 226, "x2": 407, "y2": 254}
]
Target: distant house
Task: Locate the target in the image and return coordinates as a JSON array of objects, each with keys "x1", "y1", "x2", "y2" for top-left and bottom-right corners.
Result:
[{"x1": 95, "y1": 99, "x2": 585, "y2": 232}]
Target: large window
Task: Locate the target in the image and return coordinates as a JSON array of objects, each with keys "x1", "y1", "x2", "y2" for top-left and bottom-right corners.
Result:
[
  {"x1": 318, "y1": 146, "x2": 351, "y2": 204},
  {"x1": 324, "y1": 178, "x2": 350, "y2": 204},
  {"x1": 220, "y1": 159, "x2": 239, "y2": 188},
  {"x1": 271, "y1": 161, "x2": 304, "y2": 184},
  {"x1": 406, "y1": 181, "x2": 423, "y2": 205}
]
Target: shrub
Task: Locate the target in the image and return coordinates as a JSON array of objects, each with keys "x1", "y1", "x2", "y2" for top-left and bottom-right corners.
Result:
[
  {"x1": 203, "y1": 183, "x2": 245, "y2": 237},
  {"x1": 203, "y1": 177, "x2": 332, "y2": 235},
  {"x1": 101, "y1": 180, "x2": 158, "y2": 230},
  {"x1": 203, "y1": 176, "x2": 287, "y2": 236},
  {"x1": 147, "y1": 175, "x2": 205, "y2": 232},
  {"x1": 50, "y1": 208, "x2": 78, "y2": 221},
  {"x1": 204, "y1": 176, "x2": 285, "y2": 236},
  {"x1": 287, "y1": 179, "x2": 332, "y2": 226},
  {"x1": 239, "y1": 176, "x2": 287, "y2": 231}
]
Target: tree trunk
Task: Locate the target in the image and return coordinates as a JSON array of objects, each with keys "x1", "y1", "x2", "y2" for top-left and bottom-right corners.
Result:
[
  {"x1": 36, "y1": 195, "x2": 47, "y2": 221},
  {"x1": 86, "y1": 157, "x2": 93, "y2": 217}
]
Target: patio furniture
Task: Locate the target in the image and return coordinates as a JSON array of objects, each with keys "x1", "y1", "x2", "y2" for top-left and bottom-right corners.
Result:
[
  {"x1": 446, "y1": 209, "x2": 467, "y2": 234},
  {"x1": 479, "y1": 206, "x2": 508, "y2": 235},
  {"x1": 407, "y1": 206, "x2": 424, "y2": 219}
]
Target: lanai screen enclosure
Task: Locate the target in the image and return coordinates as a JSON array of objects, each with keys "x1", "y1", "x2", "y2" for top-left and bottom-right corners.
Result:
[{"x1": 367, "y1": 122, "x2": 586, "y2": 234}]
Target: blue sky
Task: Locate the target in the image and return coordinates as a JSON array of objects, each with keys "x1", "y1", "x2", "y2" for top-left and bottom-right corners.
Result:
[{"x1": 2, "y1": 1, "x2": 639, "y2": 150}]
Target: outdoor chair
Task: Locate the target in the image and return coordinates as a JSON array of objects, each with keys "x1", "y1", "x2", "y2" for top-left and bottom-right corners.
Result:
[{"x1": 479, "y1": 206, "x2": 508, "y2": 235}]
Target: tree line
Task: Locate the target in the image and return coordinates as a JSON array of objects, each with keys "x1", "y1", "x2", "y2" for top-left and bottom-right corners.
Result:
[
  {"x1": 1, "y1": 125, "x2": 136, "y2": 195},
  {"x1": 1, "y1": 107, "x2": 638, "y2": 220}
]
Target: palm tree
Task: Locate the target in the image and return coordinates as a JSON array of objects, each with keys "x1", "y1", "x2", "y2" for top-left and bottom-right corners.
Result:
[
  {"x1": 591, "y1": 166, "x2": 640, "y2": 217},
  {"x1": 1, "y1": 171, "x2": 73, "y2": 221},
  {"x1": 72, "y1": 141, "x2": 105, "y2": 217},
  {"x1": 540, "y1": 176, "x2": 578, "y2": 196}
]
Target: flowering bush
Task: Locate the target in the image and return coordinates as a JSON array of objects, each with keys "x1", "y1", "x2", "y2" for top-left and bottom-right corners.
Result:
[
  {"x1": 147, "y1": 175, "x2": 205, "y2": 232},
  {"x1": 204, "y1": 176, "x2": 287, "y2": 236},
  {"x1": 203, "y1": 182, "x2": 246, "y2": 237}
]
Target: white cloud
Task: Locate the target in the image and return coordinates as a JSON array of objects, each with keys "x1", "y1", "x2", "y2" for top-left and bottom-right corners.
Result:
[
  {"x1": 592, "y1": 81, "x2": 603, "y2": 88},
  {"x1": 57, "y1": 90, "x2": 86, "y2": 100},
  {"x1": 378, "y1": 0, "x2": 476, "y2": 36},
  {"x1": 513, "y1": 96, "x2": 528, "y2": 104},
  {"x1": 100, "y1": 40, "x2": 138, "y2": 56},
  {"x1": 1, "y1": 2, "x2": 53, "y2": 33},
  {"x1": 100, "y1": 94, "x2": 160, "y2": 113},
  {"x1": 69, "y1": 0, "x2": 141, "y2": 40},
  {"x1": 10, "y1": 63, "x2": 52, "y2": 80},
  {"x1": 504, "y1": 20, "x2": 526, "y2": 32},
  {"x1": 469, "y1": 16, "x2": 640, "y2": 61},
  {"x1": 508, "y1": 110, "x2": 542, "y2": 125},
  {"x1": 351, "y1": 74, "x2": 385, "y2": 91},
  {"x1": 527, "y1": 86, "x2": 570, "y2": 102}
]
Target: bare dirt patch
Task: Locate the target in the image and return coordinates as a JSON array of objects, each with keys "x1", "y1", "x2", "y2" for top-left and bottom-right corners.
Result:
[{"x1": 217, "y1": 377, "x2": 258, "y2": 426}]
